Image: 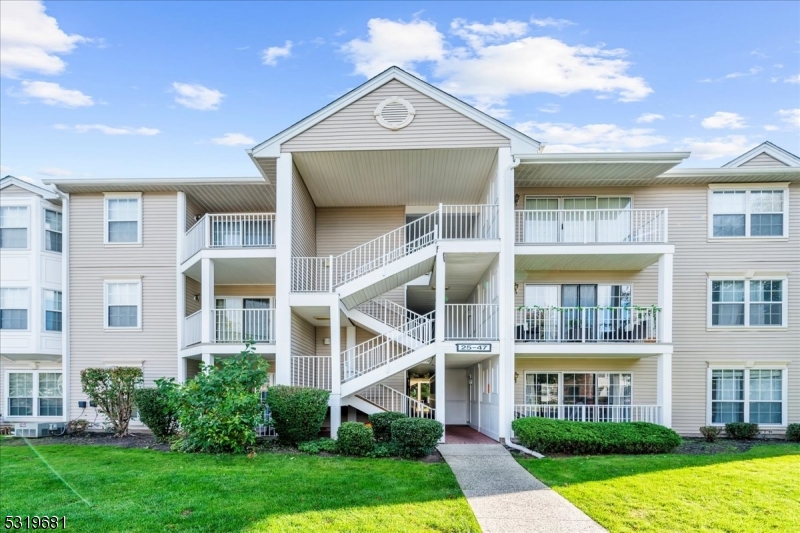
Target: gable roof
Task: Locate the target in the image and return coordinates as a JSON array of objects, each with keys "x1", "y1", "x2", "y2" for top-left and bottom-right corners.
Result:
[
  {"x1": 1, "y1": 175, "x2": 61, "y2": 200},
  {"x1": 249, "y1": 66, "x2": 541, "y2": 158},
  {"x1": 722, "y1": 141, "x2": 800, "y2": 168}
]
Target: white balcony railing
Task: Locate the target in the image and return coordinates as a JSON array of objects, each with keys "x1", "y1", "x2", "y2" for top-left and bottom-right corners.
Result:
[
  {"x1": 445, "y1": 304, "x2": 499, "y2": 340},
  {"x1": 515, "y1": 209, "x2": 667, "y2": 244},
  {"x1": 184, "y1": 310, "x2": 202, "y2": 347},
  {"x1": 515, "y1": 306, "x2": 660, "y2": 343},
  {"x1": 291, "y1": 257, "x2": 331, "y2": 292},
  {"x1": 291, "y1": 356, "x2": 332, "y2": 390},
  {"x1": 440, "y1": 204, "x2": 499, "y2": 240},
  {"x1": 357, "y1": 384, "x2": 435, "y2": 419},
  {"x1": 214, "y1": 309, "x2": 275, "y2": 344},
  {"x1": 514, "y1": 404, "x2": 662, "y2": 424},
  {"x1": 183, "y1": 213, "x2": 276, "y2": 262}
]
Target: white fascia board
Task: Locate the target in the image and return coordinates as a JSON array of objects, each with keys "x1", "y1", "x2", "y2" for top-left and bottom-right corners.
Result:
[
  {"x1": 722, "y1": 141, "x2": 800, "y2": 168},
  {"x1": 516, "y1": 152, "x2": 691, "y2": 164},
  {"x1": 0, "y1": 176, "x2": 60, "y2": 200},
  {"x1": 43, "y1": 176, "x2": 267, "y2": 187},
  {"x1": 661, "y1": 167, "x2": 800, "y2": 179}
]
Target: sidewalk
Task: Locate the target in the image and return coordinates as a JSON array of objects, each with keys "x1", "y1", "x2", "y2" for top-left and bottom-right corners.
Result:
[{"x1": 438, "y1": 444, "x2": 607, "y2": 533}]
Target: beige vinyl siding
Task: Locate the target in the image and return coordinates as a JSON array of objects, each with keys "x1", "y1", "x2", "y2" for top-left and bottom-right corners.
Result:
[
  {"x1": 513, "y1": 270, "x2": 657, "y2": 308},
  {"x1": 68, "y1": 192, "x2": 178, "y2": 421},
  {"x1": 282, "y1": 80, "x2": 509, "y2": 152},
  {"x1": 382, "y1": 287, "x2": 406, "y2": 307},
  {"x1": 185, "y1": 277, "x2": 201, "y2": 316},
  {"x1": 186, "y1": 359, "x2": 201, "y2": 380},
  {"x1": 185, "y1": 197, "x2": 203, "y2": 231},
  {"x1": 291, "y1": 164, "x2": 316, "y2": 257},
  {"x1": 0, "y1": 184, "x2": 32, "y2": 196},
  {"x1": 316, "y1": 206, "x2": 405, "y2": 257},
  {"x1": 291, "y1": 313, "x2": 315, "y2": 356},
  {"x1": 514, "y1": 358, "x2": 657, "y2": 406},
  {"x1": 738, "y1": 152, "x2": 789, "y2": 167},
  {"x1": 214, "y1": 285, "x2": 276, "y2": 298}
]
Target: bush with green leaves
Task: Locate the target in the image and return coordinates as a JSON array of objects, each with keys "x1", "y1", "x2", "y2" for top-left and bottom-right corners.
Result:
[
  {"x1": 266, "y1": 386, "x2": 330, "y2": 445},
  {"x1": 298, "y1": 438, "x2": 338, "y2": 455},
  {"x1": 699, "y1": 425, "x2": 722, "y2": 443},
  {"x1": 133, "y1": 384, "x2": 178, "y2": 442},
  {"x1": 390, "y1": 418, "x2": 443, "y2": 458},
  {"x1": 366, "y1": 441, "x2": 400, "y2": 458},
  {"x1": 80, "y1": 366, "x2": 143, "y2": 436},
  {"x1": 66, "y1": 419, "x2": 90, "y2": 435},
  {"x1": 368, "y1": 412, "x2": 408, "y2": 442},
  {"x1": 786, "y1": 424, "x2": 800, "y2": 442},
  {"x1": 512, "y1": 417, "x2": 681, "y2": 455},
  {"x1": 336, "y1": 422, "x2": 374, "y2": 456},
  {"x1": 166, "y1": 342, "x2": 271, "y2": 453},
  {"x1": 725, "y1": 422, "x2": 759, "y2": 440}
]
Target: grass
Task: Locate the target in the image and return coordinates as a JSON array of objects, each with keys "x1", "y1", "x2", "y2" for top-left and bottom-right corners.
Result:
[
  {"x1": 518, "y1": 443, "x2": 800, "y2": 533},
  {"x1": 0, "y1": 442, "x2": 479, "y2": 533}
]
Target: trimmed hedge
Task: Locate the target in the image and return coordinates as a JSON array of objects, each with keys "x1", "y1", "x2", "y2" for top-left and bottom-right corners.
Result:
[
  {"x1": 725, "y1": 422, "x2": 759, "y2": 440},
  {"x1": 368, "y1": 412, "x2": 408, "y2": 442},
  {"x1": 266, "y1": 386, "x2": 330, "y2": 445},
  {"x1": 337, "y1": 423, "x2": 374, "y2": 456},
  {"x1": 133, "y1": 387, "x2": 178, "y2": 443},
  {"x1": 511, "y1": 417, "x2": 681, "y2": 455},
  {"x1": 786, "y1": 424, "x2": 800, "y2": 442},
  {"x1": 298, "y1": 438, "x2": 338, "y2": 455},
  {"x1": 699, "y1": 425, "x2": 722, "y2": 443},
  {"x1": 390, "y1": 418, "x2": 443, "y2": 458}
]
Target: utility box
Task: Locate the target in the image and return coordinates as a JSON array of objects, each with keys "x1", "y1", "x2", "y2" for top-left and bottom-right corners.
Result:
[{"x1": 13, "y1": 422, "x2": 66, "y2": 438}]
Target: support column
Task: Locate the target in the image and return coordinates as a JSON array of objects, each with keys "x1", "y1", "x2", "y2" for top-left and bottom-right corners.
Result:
[
  {"x1": 657, "y1": 352, "x2": 673, "y2": 428},
  {"x1": 434, "y1": 251, "x2": 446, "y2": 440},
  {"x1": 176, "y1": 192, "x2": 186, "y2": 382},
  {"x1": 496, "y1": 146, "x2": 515, "y2": 442},
  {"x1": 658, "y1": 253, "x2": 674, "y2": 343},
  {"x1": 435, "y1": 351, "x2": 446, "y2": 442},
  {"x1": 329, "y1": 303, "x2": 342, "y2": 438},
  {"x1": 200, "y1": 258, "x2": 214, "y2": 344},
  {"x1": 177, "y1": 273, "x2": 187, "y2": 382},
  {"x1": 275, "y1": 153, "x2": 293, "y2": 385},
  {"x1": 202, "y1": 353, "x2": 215, "y2": 370}
]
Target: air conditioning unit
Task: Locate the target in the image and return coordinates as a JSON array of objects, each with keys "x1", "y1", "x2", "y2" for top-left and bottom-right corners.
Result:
[{"x1": 13, "y1": 422, "x2": 66, "y2": 438}]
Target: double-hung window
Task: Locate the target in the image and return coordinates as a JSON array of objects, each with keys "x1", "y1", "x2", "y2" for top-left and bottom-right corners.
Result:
[
  {"x1": 6, "y1": 371, "x2": 63, "y2": 417},
  {"x1": 0, "y1": 288, "x2": 28, "y2": 330},
  {"x1": 709, "y1": 278, "x2": 785, "y2": 327},
  {"x1": 0, "y1": 205, "x2": 29, "y2": 249},
  {"x1": 44, "y1": 290, "x2": 62, "y2": 332},
  {"x1": 44, "y1": 209, "x2": 62, "y2": 252},
  {"x1": 105, "y1": 281, "x2": 141, "y2": 329},
  {"x1": 710, "y1": 368, "x2": 786, "y2": 425},
  {"x1": 105, "y1": 194, "x2": 141, "y2": 244},
  {"x1": 709, "y1": 186, "x2": 787, "y2": 238}
]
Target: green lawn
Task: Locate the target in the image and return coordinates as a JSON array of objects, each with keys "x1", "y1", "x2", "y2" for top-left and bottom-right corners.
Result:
[
  {"x1": 0, "y1": 442, "x2": 479, "y2": 533},
  {"x1": 518, "y1": 444, "x2": 800, "y2": 533}
]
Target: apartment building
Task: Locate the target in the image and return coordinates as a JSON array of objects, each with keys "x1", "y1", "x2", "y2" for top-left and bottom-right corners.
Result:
[{"x1": 5, "y1": 67, "x2": 797, "y2": 441}]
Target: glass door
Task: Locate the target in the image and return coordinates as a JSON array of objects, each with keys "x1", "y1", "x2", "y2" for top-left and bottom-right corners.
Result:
[
  {"x1": 243, "y1": 298, "x2": 271, "y2": 342},
  {"x1": 562, "y1": 197, "x2": 597, "y2": 242},
  {"x1": 561, "y1": 285, "x2": 597, "y2": 341},
  {"x1": 523, "y1": 198, "x2": 559, "y2": 243},
  {"x1": 597, "y1": 197, "x2": 632, "y2": 242},
  {"x1": 523, "y1": 285, "x2": 559, "y2": 340}
]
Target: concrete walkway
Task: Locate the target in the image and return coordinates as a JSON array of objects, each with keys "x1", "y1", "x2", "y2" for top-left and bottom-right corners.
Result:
[{"x1": 438, "y1": 444, "x2": 607, "y2": 533}]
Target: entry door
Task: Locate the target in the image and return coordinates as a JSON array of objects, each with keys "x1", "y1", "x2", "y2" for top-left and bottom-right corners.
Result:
[
  {"x1": 561, "y1": 285, "x2": 597, "y2": 341},
  {"x1": 445, "y1": 369, "x2": 469, "y2": 424},
  {"x1": 244, "y1": 298, "x2": 271, "y2": 342}
]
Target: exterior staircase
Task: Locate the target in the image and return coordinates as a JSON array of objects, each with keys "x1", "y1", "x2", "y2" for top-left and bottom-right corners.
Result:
[{"x1": 352, "y1": 383, "x2": 435, "y2": 419}]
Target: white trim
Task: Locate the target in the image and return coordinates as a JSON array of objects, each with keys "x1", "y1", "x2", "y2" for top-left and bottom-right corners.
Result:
[
  {"x1": 0, "y1": 287, "x2": 31, "y2": 332},
  {"x1": 3, "y1": 369, "x2": 64, "y2": 419},
  {"x1": 42, "y1": 206, "x2": 63, "y2": 254},
  {"x1": 42, "y1": 288, "x2": 62, "y2": 333},
  {"x1": 722, "y1": 142, "x2": 800, "y2": 168},
  {"x1": 374, "y1": 96, "x2": 415, "y2": 130},
  {"x1": 103, "y1": 192, "x2": 142, "y2": 246},
  {"x1": 706, "y1": 276, "x2": 788, "y2": 329},
  {"x1": 706, "y1": 366, "x2": 789, "y2": 427},
  {"x1": 0, "y1": 204, "x2": 31, "y2": 250},
  {"x1": 707, "y1": 185, "x2": 789, "y2": 239},
  {"x1": 517, "y1": 152, "x2": 690, "y2": 164},
  {"x1": 103, "y1": 278, "x2": 143, "y2": 331},
  {"x1": 0, "y1": 176, "x2": 60, "y2": 200}
]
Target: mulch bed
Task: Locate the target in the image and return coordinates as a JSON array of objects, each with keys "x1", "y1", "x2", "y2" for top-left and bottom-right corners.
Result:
[{"x1": 675, "y1": 437, "x2": 795, "y2": 455}]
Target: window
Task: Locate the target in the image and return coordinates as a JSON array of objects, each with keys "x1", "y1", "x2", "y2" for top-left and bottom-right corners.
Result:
[
  {"x1": 105, "y1": 281, "x2": 141, "y2": 329},
  {"x1": 105, "y1": 194, "x2": 141, "y2": 244},
  {"x1": 44, "y1": 290, "x2": 62, "y2": 332},
  {"x1": 710, "y1": 368, "x2": 785, "y2": 425},
  {"x1": 0, "y1": 205, "x2": 29, "y2": 248},
  {"x1": 524, "y1": 373, "x2": 559, "y2": 405},
  {"x1": 710, "y1": 278, "x2": 785, "y2": 327},
  {"x1": 710, "y1": 187, "x2": 787, "y2": 238},
  {"x1": 44, "y1": 209, "x2": 62, "y2": 252},
  {"x1": 6, "y1": 372, "x2": 63, "y2": 417},
  {"x1": 0, "y1": 288, "x2": 28, "y2": 330},
  {"x1": 524, "y1": 372, "x2": 634, "y2": 422}
]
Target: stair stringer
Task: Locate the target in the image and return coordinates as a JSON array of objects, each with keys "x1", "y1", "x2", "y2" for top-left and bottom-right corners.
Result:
[
  {"x1": 339, "y1": 343, "x2": 437, "y2": 398},
  {"x1": 343, "y1": 304, "x2": 429, "y2": 350}
]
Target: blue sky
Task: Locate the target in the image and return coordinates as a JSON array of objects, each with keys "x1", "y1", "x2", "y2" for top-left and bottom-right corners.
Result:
[{"x1": 1, "y1": 1, "x2": 799, "y2": 182}]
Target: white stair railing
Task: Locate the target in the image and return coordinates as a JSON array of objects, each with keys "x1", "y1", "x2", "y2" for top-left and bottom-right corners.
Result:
[
  {"x1": 291, "y1": 356, "x2": 332, "y2": 390},
  {"x1": 291, "y1": 257, "x2": 331, "y2": 292},
  {"x1": 356, "y1": 384, "x2": 435, "y2": 419},
  {"x1": 354, "y1": 298, "x2": 427, "y2": 329},
  {"x1": 183, "y1": 310, "x2": 202, "y2": 347},
  {"x1": 514, "y1": 306, "x2": 660, "y2": 343},
  {"x1": 513, "y1": 404, "x2": 661, "y2": 424},
  {"x1": 440, "y1": 204, "x2": 499, "y2": 240},
  {"x1": 214, "y1": 309, "x2": 275, "y2": 343},
  {"x1": 341, "y1": 313, "x2": 434, "y2": 383},
  {"x1": 445, "y1": 303, "x2": 499, "y2": 340},
  {"x1": 515, "y1": 209, "x2": 667, "y2": 244}
]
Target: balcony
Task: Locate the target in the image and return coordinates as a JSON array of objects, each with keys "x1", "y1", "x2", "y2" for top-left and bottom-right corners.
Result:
[
  {"x1": 445, "y1": 304, "x2": 499, "y2": 341},
  {"x1": 515, "y1": 209, "x2": 667, "y2": 244},
  {"x1": 183, "y1": 213, "x2": 276, "y2": 263},
  {"x1": 183, "y1": 308, "x2": 275, "y2": 348},
  {"x1": 513, "y1": 404, "x2": 662, "y2": 424},
  {"x1": 514, "y1": 306, "x2": 661, "y2": 343}
]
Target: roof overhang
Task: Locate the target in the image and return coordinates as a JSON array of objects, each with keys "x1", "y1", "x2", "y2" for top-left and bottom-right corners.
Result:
[
  {"x1": 658, "y1": 167, "x2": 800, "y2": 184},
  {"x1": 1, "y1": 175, "x2": 61, "y2": 201},
  {"x1": 249, "y1": 66, "x2": 541, "y2": 159},
  {"x1": 42, "y1": 175, "x2": 267, "y2": 193}
]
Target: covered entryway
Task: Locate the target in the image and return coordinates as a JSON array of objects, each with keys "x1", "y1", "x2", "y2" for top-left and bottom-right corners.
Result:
[{"x1": 445, "y1": 425, "x2": 497, "y2": 444}]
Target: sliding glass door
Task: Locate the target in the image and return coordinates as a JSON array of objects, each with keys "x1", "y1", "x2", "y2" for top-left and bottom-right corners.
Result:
[{"x1": 561, "y1": 284, "x2": 597, "y2": 341}]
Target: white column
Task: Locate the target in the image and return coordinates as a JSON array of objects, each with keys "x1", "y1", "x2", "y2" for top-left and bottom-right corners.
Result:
[
  {"x1": 658, "y1": 252, "x2": 673, "y2": 343},
  {"x1": 434, "y1": 251, "x2": 446, "y2": 440},
  {"x1": 657, "y1": 352, "x2": 673, "y2": 428},
  {"x1": 200, "y1": 257, "x2": 214, "y2": 344},
  {"x1": 496, "y1": 146, "x2": 515, "y2": 442},
  {"x1": 60, "y1": 192, "x2": 70, "y2": 422},
  {"x1": 177, "y1": 276, "x2": 187, "y2": 382},
  {"x1": 329, "y1": 303, "x2": 341, "y2": 438},
  {"x1": 176, "y1": 192, "x2": 187, "y2": 382},
  {"x1": 435, "y1": 351, "x2": 446, "y2": 442},
  {"x1": 275, "y1": 153, "x2": 293, "y2": 385},
  {"x1": 202, "y1": 352, "x2": 214, "y2": 370}
]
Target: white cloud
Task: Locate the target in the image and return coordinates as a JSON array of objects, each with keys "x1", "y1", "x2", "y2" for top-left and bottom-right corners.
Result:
[
  {"x1": 723, "y1": 67, "x2": 762, "y2": 79},
  {"x1": 0, "y1": 1, "x2": 87, "y2": 78},
  {"x1": 37, "y1": 166, "x2": 73, "y2": 177},
  {"x1": 530, "y1": 17, "x2": 575, "y2": 29},
  {"x1": 17, "y1": 80, "x2": 93, "y2": 107},
  {"x1": 763, "y1": 125, "x2": 779, "y2": 131},
  {"x1": 537, "y1": 103, "x2": 560, "y2": 114},
  {"x1": 783, "y1": 74, "x2": 800, "y2": 84},
  {"x1": 750, "y1": 48, "x2": 767, "y2": 58},
  {"x1": 514, "y1": 120, "x2": 667, "y2": 152},
  {"x1": 210, "y1": 133, "x2": 255, "y2": 146},
  {"x1": 701, "y1": 111, "x2": 747, "y2": 129},
  {"x1": 262, "y1": 40, "x2": 293, "y2": 66},
  {"x1": 636, "y1": 113, "x2": 664, "y2": 123},
  {"x1": 171, "y1": 82, "x2": 225, "y2": 110},
  {"x1": 678, "y1": 135, "x2": 752, "y2": 160},
  {"x1": 451, "y1": 19, "x2": 528, "y2": 48},
  {"x1": 54, "y1": 124, "x2": 160, "y2": 135},
  {"x1": 778, "y1": 108, "x2": 800, "y2": 129}
]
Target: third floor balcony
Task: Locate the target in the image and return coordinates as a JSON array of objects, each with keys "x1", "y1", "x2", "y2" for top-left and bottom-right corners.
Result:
[{"x1": 183, "y1": 213, "x2": 276, "y2": 264}]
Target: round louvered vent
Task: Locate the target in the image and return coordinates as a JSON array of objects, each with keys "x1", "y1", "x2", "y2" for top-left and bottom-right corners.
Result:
[{"x1": 375, "y1": 97, "x2": 415, "y2": 130}]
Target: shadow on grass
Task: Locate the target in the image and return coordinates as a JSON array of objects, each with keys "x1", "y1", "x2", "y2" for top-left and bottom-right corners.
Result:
[{"x1": 0, "y1": 442, "x2": 480, "y2": 533}]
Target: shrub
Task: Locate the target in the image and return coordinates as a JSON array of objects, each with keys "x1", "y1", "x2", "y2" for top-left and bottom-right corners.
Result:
[
  {"x1": 80, "y1": 366, "x2": 143, "y2": 436},
  {"x1": 298, "y1": 438, "x2": 338, "y2": 455},
  {"x1": 266, "y1": 386, "x2": 330, "y2": 446},
  {"x1": 167, "y1": 342, "x2": 271, "y2": 453},
  {"x1": 366, "y1": 441, "x2": 400, "y2": 458},
  {"x1": 133, "y1": 384, "x2": 178, "y2": 442},
  {"x1": 786, "y1": 424, "x2": 800, "y2": 442},
  {"x1": 725, "y1": 422, "x2": 759, "y2": 440},
  {"x1": 66, "y1": 419, "x2": 90, "y2": 435},
  {"x1": 390, "y1": 418, "x2": 443, "y2": 458},
  {"x1": 699, "y1": 425, "x2": 722, "y2": 442},
  {"x1": 511, "y1": 417, "x2": 681, "y2": 455},
  {"x1": 368, "y1": 412, "x2": 408, "y2": 442},
  {"x1": 336, "y1": 423, "x2": 374, "y2": 456}
]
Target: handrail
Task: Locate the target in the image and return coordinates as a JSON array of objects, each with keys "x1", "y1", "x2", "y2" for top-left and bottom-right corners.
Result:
[
  {"x1": 354, "y1": 298, "x2": 426, "y2": 329},
  {"x1": 291, "y1": 257, "x2": 330, "y2": 292},
  {"x1": 514, "y1": 306, "x2": 660, "y2": 343},
  {"x1": 445, "y1": 303, "x2": 499, "y2": 340},
  {"x1": 515, "y1": 208, "x2": 667, "y2": 244},
  {"x1": 214, "y1": 308, "x2": 275, "y2": 343},
  {"x1": 440, "y1": 204, "x2": 499, "y2": 240},
  {"x1": 182, "y1": 212, "x2": 276, "y2": 263},
  {"x1": 513, "y1": 404, "x2": 661, "y2": 424},
  {"x1": 290, "y1": 356, "x2": 332, "y2": 391},
  {"x1": 357, "y1": 384, "x2": 435, "y2": 419}
]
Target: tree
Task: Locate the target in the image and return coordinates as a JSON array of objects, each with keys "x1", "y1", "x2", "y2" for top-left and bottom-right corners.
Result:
[{"x1": 80, "y1": 366, "x2": 143, "y2": 436}]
